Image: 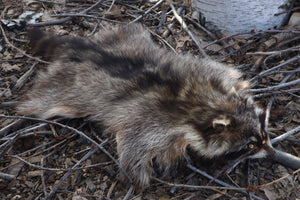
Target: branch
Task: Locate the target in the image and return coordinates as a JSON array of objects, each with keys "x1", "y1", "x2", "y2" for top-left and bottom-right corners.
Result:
[
  {"x1": 186, "y1": 164, "x2": 264, "y2": 200},
  {"x1": 169, "y1": 2, "x2": 208, "y2": 58},
  {"x1": 271, "y1": 126, "x2": 300, "y2": 144},
  {"x1": 269, "y1": 148, "x2": 300, "y2": 170},
  {"x1": 0, "y1": 23, "x2": 50, "y2": 64},
  {"x1": 246, "y1": 79, "x2": 300, "y2": 93},
  {"x1": 130, "y1": 0, "x2": 164, "y2": 23}
]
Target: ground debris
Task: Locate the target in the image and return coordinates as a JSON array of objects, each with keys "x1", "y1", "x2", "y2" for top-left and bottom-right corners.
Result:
[{"x1": 0, "y1": 0, "x2": 299, "y2": 199}]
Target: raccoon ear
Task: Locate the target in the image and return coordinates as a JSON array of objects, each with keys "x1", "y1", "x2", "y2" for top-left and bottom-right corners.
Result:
[
  {"x1": 236, "y1": 81, "x2": 250, "y2": 91},
  {"x1": 212, "y1": 116, "x2": 231, "y2": 129}
]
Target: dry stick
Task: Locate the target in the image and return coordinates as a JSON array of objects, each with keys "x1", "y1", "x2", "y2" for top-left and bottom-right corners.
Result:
[
  {"x1": 10, "y1": 154, "x2": 112, "y2": 172},
  {"x1": 41, "y1": 155, "x2": 48, "y2": 197},
  {"x1": 0, "y1": 131, "x2": 23, "y2": 159},
  {"x1": 184, "y1": 16, "x2": 217, "y2": 41},
  {"x1": 103, "y1": 0, "x2": 115, "y2": 17},
  {"x1": 148, "y1": 29, "x2": 177, "y2": 54},
  {"x1": 259, "y1": 167, "x2": 300, "y2": 188},
  {"x1": 203, "y1": 31, "x2": 254, "y2": 49},
  {"x1": 162, "y1": 7, "x2": 183, "y2": 38},
  {"x1": 0, "y1": 24, "x2": 50, "y2": 64},
  {"x1": 186, "y1": 164, "x2": 265, "y2": 200},
  {"x1": 47, "y1": 146, "x2": 99, "y2": 200},
  {"x1": 0, "y1": 101, "x2": 18, "y2": 109},
  {"x1": 270, "y1": 148, "x2": 300, "y2": 169},
  {"x1": 0, "y1": 172, "x2": 15, "y2": 181},
  {"x1": 274, "y1": 7, "x2": 300, "y2": 16},
  {"x1": 250, "y1": 54, "x2": 300, "y2": 82},
  {"x1": 123, "y1": 185, "x2": 134, "y2": 200},
  {"x1": 2, "y1": 123, "x2": 48, "y2": 140},
  {"x1": 271, "y1": 126, "x2": 300, "y2": 144},
  {"x1": 0, "y1": 119, "x2": 26, "y2": 137},
  {"x1": 207, "y1": 151, "x2": 254, "y2": 185},
  {"x1": 13, "y1": 62, "x2": 38, "y2": 90},
  {"x1": 169, "y1": 2, "x2": 208, "y2": 58},
  {"x1": 0, "y1": 115, "x2": 132, "y2": 183},
  {"x1": 154, "y1": 177, "x2": 247, "y2": 191},
  {"x1": 129, "y1": 0, "x2": 165, "y2": 23},
  {"x1": 50, "y1": 13, "x2": 124, "y2": 23},
  {"x1": 246, "y1": 46, "x2": 300, "y2": 56},
  {"x1": 246, "y1": 79, "x2": 300, "y2": 93},
  {"x1": 253, "y1": 88, "x2": 300, "y2": 98},
  {"x1": 266, "y1": 68, "x2": 300, "y2": 76},
  {"x1": 28, "y1": 0, "x2": 105, "y2": 27},
  {"x1": 261, "y1": 30, "x2": 300, "y2": 34}
]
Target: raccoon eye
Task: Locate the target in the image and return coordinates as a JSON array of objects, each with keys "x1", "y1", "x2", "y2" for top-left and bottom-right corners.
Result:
[{"x1": 213, "y1": 123, "x2": 226, "y2": 134}]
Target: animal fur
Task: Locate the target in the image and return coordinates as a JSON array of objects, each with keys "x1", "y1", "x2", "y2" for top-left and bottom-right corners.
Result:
[{"x1": 18, "y1": 24, "x2": 270, "y2": 187}]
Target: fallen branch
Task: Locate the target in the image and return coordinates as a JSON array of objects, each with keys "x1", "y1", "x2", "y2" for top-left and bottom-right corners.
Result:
[
  {"x1": 46, "y1": 146, "x2": 99, "y2": 199},
  {"x1": 271, "y1": 126, "x2": 300, "y2": 144},
  {"x1": 250, "y1": 54, "x2": 300, "y2": 82},
  {"x1": 246, "y1": 79, "x2": 300, "y2": 93},
  {"x1": 0, "y1": 172, "x2": 15, "y2": 181},
  {"x1": 169, "y1": 2, "x2": 208, "y2": 58},
  {"x1": 130, "y1": 0, "x2": 165, "y2": 23},
  {"x1": 0, "y1": 24, "x2": 50, "y2": 64},
  {"x1": 269, "y1": 148, "x2": 300, "y2": 170}
]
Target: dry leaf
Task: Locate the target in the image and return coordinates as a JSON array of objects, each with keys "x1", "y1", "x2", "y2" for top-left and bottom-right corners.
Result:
[
  {"x1": 1, "y1": 63, "x2": 21, "y2": 72},
  {"x1": 106, "y1": 5, "x2": 122, "y2": 19}
]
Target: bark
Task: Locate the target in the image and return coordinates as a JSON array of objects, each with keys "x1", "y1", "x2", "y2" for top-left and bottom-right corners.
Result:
[{"x1": 192, "y1": 0, "x2": 290, "y2": 34}]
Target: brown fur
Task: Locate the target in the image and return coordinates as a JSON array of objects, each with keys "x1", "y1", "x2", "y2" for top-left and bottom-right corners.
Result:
[{"x1": 17, "y1": 24, "x2": 268, "y2": 187}]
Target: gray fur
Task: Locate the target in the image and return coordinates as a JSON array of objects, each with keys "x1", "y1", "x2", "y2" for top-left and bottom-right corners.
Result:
[{"x1": 18, "y1": 24, "x2": 267, "y2": 187}]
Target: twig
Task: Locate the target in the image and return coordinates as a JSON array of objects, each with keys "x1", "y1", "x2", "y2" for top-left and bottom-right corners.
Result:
[
  {"x1": 0, "y1": 115, "x2": 132, "y2": 183},
  {"x1": 187, "y1": 164, "x2": 264, "y2": 200},
  {"x1": 123, "y1": 185, "x2": 134, "y2": 200},
  {"x1": 169, "y1": 2, "x2": 208, "y2": 58},
  {"x1": 253, "y1": 88, "x2": 300, "y2": 98},
  {"x1": 47, "y1": 146, "x2": 100, "y2": 199},
  {"x1": 260, "y1": 30, "x2": 300, "y2": 34},
  {"x1": 207, "y1": 150, "x2": 254, "y2": 185},
  {"x1": 162, "y1": 7, "x2": 183, "y2": 38},
  {"x1": 51, "y1": 13, "x2": 124, "y2": 23},
  {"x1": 2, "y1": 123, "x2": 48, "y2": 140},
  {"x1": 0, "y1": 119, "x2": 26, "y2": 137},
  {"x1": 184, "y1": 16, "x2": 217, "y2": 41},
  {"x1": 28, "y1": 17, "x2": 73, "y2": 27},
  {"x1": 274, "y1": 7, "x2": 300, "y2": 16},
  {"x1": 250, "y1": 55, "x2": 300, "y2": 82},
  {"x1": 264, "y1": 96, "x2": 274, "y2": 135},
  {"x1": 103, "y1": 0, "x2": 115, "y2": 17},
  {"x1": 0, "y1": 101, "x2": 18, "y2": 109},
  {"x1": 0, "y1": 172, "x2": 15, "y2": 181},
  {"x1": 10, "y1": 154, "x2": 112, "y2": 172},
  {"x1": 259, "y1": 164, "x2": 300, "y2": 188},
  {"x1": 154, "y1": 177, "x2": 247, "y2": 191},
  {"x1": 246, "y1": 46, "x2": 300, "y2": 56},
  {"x1": 246, "y1": 79, "x2": 300, "y2": 93},
  {"x1": 28, "y1": 0, "x2": 105, "y2": 27},
  {"x1": 271, "y1": 126, "x2": 300, "y2": 144},
  {"x1": 0, "y1": 24, "x2": 50, "y2": 64},
  {"x1": 270, "y1": 148, "x2": 300, "y2": 170},
  {"x1": 148, "y1": 29, "x2": 177, "y2": 54},
  {"x1": 203, "y1": 31, "x2": 254, "y2": 49},
  {"x1": 129, "y1": 0, "x2": 164, "y2": 23},
  {"x1": 13, "y1": 62, "x2": 38, "y2": 90}
]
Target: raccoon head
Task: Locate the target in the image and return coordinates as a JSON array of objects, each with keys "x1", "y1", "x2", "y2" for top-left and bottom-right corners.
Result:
[{"x1": 175, "y1": 73, "x2": 271, "y2": 159}]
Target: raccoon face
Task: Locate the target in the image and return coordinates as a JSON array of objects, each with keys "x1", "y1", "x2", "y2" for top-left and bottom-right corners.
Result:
[{"x1": 182, "y1": 88, "x2": 269, "y2": 159}]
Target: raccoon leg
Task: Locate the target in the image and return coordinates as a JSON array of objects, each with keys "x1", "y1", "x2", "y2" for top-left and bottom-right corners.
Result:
[{"x1": 116, "y1": 132, "x2": 154, "y2": 187}]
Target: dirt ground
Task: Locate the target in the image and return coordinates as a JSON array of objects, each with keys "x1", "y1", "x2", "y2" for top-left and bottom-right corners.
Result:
[{"x1": 0, "y1": 0, "x2": 300, "y2": 199}]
